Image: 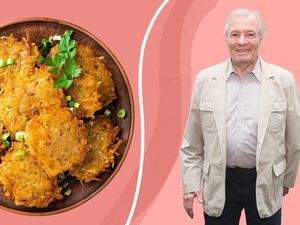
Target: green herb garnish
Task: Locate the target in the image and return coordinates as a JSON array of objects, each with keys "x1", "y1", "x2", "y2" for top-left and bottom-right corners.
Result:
[
  {"x1": 39, "y1": 30, "x2": 81, "y2": 89},
  {"x1": 38, "y1": 38, "x2": 53, "y2": 58}
]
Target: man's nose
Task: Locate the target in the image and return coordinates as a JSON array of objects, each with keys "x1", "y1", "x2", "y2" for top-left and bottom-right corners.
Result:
[{"x1": 237, "y1": 34, "x2": 248, "y2": 45}]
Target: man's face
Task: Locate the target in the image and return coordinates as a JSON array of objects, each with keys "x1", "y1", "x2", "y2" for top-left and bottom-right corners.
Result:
[{"x1": 226, "y1": 15, "x2": 261, "y2": 66}]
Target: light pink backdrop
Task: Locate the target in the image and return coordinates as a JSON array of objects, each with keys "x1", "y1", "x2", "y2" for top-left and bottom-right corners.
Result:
[
  {"x1": 0, "y1": 0, "x2": 300, "y2": 225},
  {"x1": 136, "y1": 0, "x2": 300, "y2": 225},
  {"x1": 0, "y1": 0, "x2": 155, "y2": 224}
]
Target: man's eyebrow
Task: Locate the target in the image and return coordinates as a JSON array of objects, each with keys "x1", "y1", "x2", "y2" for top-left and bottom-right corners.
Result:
[{"x1": 230, "y1": 29, "x2": 257, "y2": 33}]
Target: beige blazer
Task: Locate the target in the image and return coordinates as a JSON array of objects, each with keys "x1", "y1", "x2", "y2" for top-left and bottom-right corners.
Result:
[{"x1": 180, "y1": 58, "x2": 300, "y2": 218}]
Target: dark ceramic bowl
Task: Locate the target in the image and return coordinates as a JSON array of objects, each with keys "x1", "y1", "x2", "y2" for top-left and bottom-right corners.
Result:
[{"x1": 0, "y1": 18, "x2": 134, "y2": 215}]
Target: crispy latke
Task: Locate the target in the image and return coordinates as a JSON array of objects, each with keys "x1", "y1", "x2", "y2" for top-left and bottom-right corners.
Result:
[
  {"x1": 0, "y1": 67, "x2": 65, "y2": 136},
  {"x1": 75, "y1": 44, "x2": 116, "y2": 107},
  {"x1": 70, "y1": 118, "x2": 122, "y2": 183},
  {"x1": 25, "y1": 107, "x2": 87, "y2": 177},
  {"x1": 0, "y1": 35, "x2": 39, "y2": 87},
  {"x1": 65, "y1": 72, "x2": 101, "y2": 118},
  {"x1": 0, "y1": 142, "x2": 62, "y2": 208}
]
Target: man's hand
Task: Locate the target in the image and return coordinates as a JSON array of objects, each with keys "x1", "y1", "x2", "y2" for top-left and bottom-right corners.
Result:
[
  {"x1": 183, "y1": 191, "x2": 202, "y2": 218},
  {"x1": 283, "y1": 187, "x2": 289, "y2": 196}
]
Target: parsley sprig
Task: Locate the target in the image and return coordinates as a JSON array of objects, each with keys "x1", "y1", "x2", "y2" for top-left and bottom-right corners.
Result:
[{"x1": 38, "y1": 30, "x2": 81, "y2": 89}]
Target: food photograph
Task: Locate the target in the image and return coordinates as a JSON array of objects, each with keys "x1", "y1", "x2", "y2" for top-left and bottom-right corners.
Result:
[{"x1": 0, "y1": 18, "x2": 134, "y2": 215}]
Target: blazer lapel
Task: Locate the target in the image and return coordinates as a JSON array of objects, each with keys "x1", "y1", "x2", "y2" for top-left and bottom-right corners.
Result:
[
  {"x1": 256, "y1": 59, "x2": 275, "y2": 165},
  {"x1": 211, "y1": 61, "x2": 228, "y2": 156}
]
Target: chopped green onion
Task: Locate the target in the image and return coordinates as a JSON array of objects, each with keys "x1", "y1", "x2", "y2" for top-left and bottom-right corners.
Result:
[
  {"x1": 89, "y1": 120, "x2": 95, "y2": 127},
  {"x1": 74, "y1": 102, "x2": 80, "y2": 108},
  {"x1": 64, "y1": 188, "x2": 72, "y2": 196},
  {"x1": 16, "y1": 150, "x2": 26, "y2": 156},
  {"x1": 2, "y1": 132, "x2": 11, "y2": 148},
  {"x1": 15, "y1": 131, "x2": 25, "y2": 142},
  {"x1": 104, "y1": 109, "x2": 111, "y2": 116},
  {"x1": 68, "y1": 108, "x2": 74, "y2": 113},
  {"x1": 66, "y1": 95, "x2": 72, "y2": 101},
  {"x1": 3, "y1": 140, "x2": 10, "y2": 148},
  {"x1": 6, "y1": 58, "x2": 14, "y2": 65},
  {"x1": 0, "y1": 59, "x2": 7, "y2": 67},
  {"x1": 117, "y1": 109, "x2": 126, "y2": 118},
  {"x1": 68, "y1": 101, "x2": 75, "y2": 107},
  {"x1": 53, "y1": 35, "x2": 61, "y2": 41},
  {"x1": 62, "y1": 181, "x2": 69, "y2": 188},
  {"x1": 2, "y1": 132, "x2": 11, "y2": 141}
]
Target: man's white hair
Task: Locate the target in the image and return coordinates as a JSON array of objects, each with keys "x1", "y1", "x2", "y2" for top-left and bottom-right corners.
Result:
[{"x1": 224, "y1": 8, "x2": 266, "y2": 39}]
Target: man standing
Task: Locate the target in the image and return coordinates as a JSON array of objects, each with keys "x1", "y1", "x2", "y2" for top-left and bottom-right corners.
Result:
[{"x1": 180, "y1": 8, "x2": 300, "y2": 225}]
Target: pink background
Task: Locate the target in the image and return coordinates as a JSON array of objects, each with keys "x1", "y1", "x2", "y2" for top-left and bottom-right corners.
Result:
[{"x1": 0, "y1": 0, "x2": 300, "y2": 225}]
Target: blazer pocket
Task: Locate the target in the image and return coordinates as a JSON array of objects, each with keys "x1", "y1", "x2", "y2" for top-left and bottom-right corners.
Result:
[
  {"x1": 272, "y1": 159, "x2": 286, "y2": 206},
  {"x1": 272, "y1": 159, "x2": 286, "y2": 177},
  {"x1": 199, "y1": 102, "x2": 217, "y2": 133},
  {"x1": 268, "y1": 102, "x2": 287, "y2": 132}
]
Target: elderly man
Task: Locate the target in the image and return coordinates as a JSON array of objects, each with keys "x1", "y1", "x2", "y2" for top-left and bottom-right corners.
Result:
[{"x1": 180, "y1": 8, "x2": 300, "y2": 225}]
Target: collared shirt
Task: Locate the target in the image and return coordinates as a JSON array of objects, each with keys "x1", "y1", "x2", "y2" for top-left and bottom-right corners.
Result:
[{"x1": 225, "y1": 58, "x2": 261, "y2": 168}]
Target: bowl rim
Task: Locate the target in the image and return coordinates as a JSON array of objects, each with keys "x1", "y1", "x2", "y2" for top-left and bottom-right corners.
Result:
[{"x1": 0, "y1": 17, "x2": 135, "y2": 216}]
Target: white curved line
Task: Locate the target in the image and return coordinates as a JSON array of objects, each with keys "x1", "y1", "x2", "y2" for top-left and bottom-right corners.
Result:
[{"x1": 125, "y1": 1, "x2": 170, "y2": 224}]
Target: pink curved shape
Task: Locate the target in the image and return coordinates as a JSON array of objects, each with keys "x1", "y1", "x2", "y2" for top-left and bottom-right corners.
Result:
[{"x1": 99, "y1": 1, "x2": 218, "y2": 224}]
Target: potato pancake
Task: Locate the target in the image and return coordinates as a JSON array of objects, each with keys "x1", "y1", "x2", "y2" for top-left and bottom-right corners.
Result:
[
  {"x1": 70, "y1": 118, "x2": 121, "y2": 182},
  {"x1": 25, "y1": 107, "x2": 87, "y2": 177},
  {"x1": 0, "y1": 67, "x2": 65, "y2": 136},
  {"x1": 65, "y1": 72, "x2": 101, "y2": 118},
  {"x1": 0, "y1": 142, "x2": 62, "y2": 208},
  {"x1": 0, "y1": 35, "x2": 39, "y2": 87},
  {"x1": 75, "y1": 44, "x2": 116, "y2": 107}
]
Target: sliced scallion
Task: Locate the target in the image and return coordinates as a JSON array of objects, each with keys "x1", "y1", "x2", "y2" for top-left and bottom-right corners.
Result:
[
  {"x1": 66, "y1": 95, "x2": 72, "y2": 101},
  {"x1": 68, "y1": 108, "x2": 74, "y2": 113},
  {"x1": 15, "y1": 131, "x2": 25, "y2": 142},
  {"x1": 89, "y1": 120, "x2": 95, "y2": 127},
  {"x1": 6, "y1": 58, "x2": 14, "y2": 65},
  {"x1": 117, "y1": 109, "x2": 126, "y2": 118},
  {"x1": 53, "y1": 35, "x2": 62, "y2": 41},
  {"x1": 2, "y1": 132, "x2": 11, "y2": 148},
  {"x1": 2, "y1": 132, "x2": 11, "y2": 141},
  {"x1": 104, "y1": 109, "x2": 111, "y2": 116},
  {"x1": 74, "y1": 102, "x2": 80, "y2": 108},
  {"x1": 3, "y1": 140, "x2": 10, "y2": 148},
  {"x1": 68, "y1": 101, "x2": 75, "y2": 107},
  {"x1": 0, "y1": 59, "x2": 7, "y2": 67},
  {"x1": 16, "y1": 150, "x2": 26, "y2": 156},
  {"x1": 62, "y1": 181, "x2": 69, "y2": 188},
  {"x1": 64, "y1": 188, "x2": 72, "y2": 196}
]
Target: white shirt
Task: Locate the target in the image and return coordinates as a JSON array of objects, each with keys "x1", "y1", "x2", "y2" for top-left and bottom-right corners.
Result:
[{"x1": 225, "y1": 58, "x2": 261, "y2": 168}]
